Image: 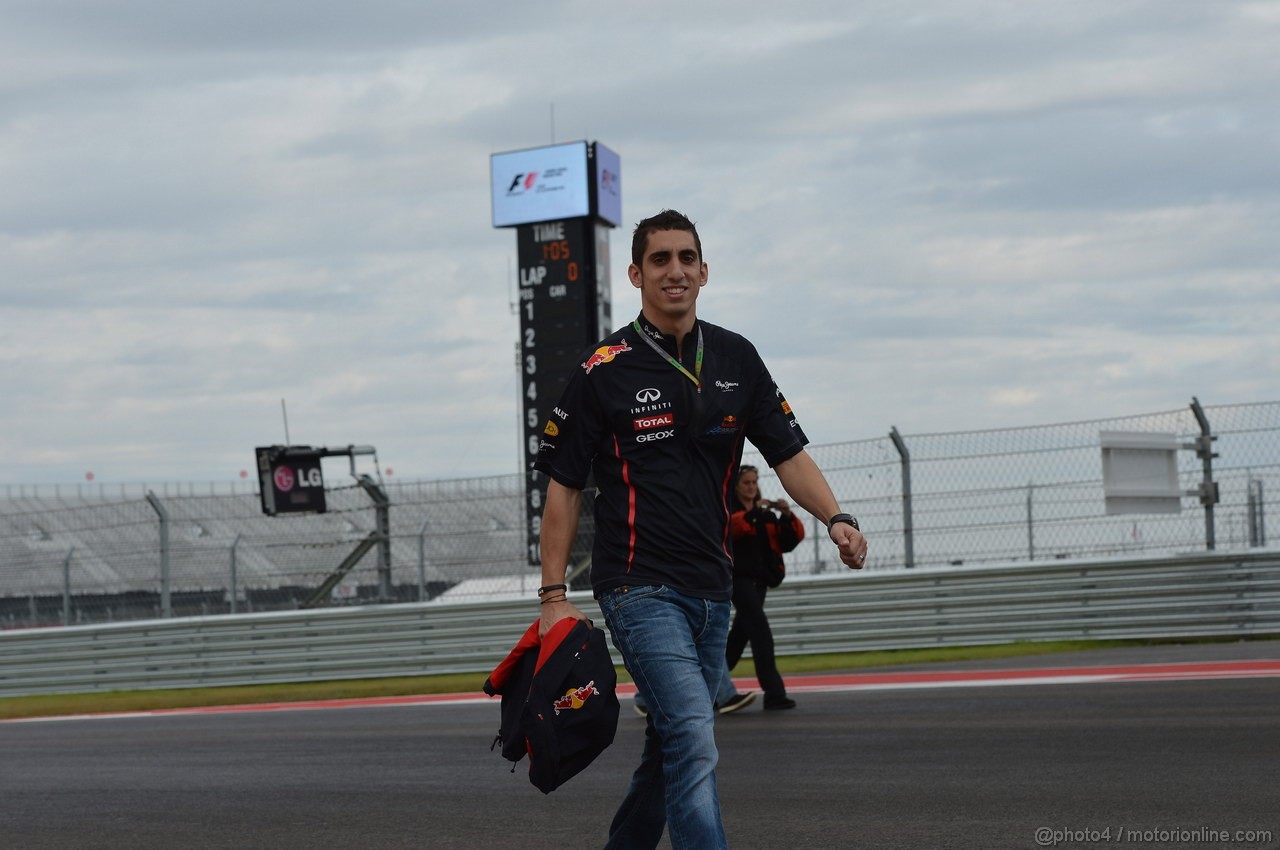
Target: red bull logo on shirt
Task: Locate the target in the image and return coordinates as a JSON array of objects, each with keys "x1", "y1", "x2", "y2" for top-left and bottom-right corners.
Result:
[
  {"x1": 583, "y1": 341, "x2": 632, "y2": 374},
  {"x1": 552, "y1": 681, "x2": 600, "y2": 715},
  {"x1": 703, "y1": 414, "x2": 742, "y2": 437}
]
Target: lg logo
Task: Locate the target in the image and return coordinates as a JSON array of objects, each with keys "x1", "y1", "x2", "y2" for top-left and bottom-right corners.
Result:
[
  {"x1": 636, "y1": 388, "x2": 661, "y2": 403},
  {"x1": 274, "y1": 465, "x2": 322, "y2": 492}
]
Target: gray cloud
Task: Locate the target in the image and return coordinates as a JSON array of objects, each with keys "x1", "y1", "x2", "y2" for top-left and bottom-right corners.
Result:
[{"x1": 1, "y1": 0, "x2": 1277, "y2": 484}]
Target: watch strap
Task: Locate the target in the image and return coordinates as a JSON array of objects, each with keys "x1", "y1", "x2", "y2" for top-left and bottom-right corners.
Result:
[{"x1": 827, "y1": 513, "x2": 859, "y2": 531}]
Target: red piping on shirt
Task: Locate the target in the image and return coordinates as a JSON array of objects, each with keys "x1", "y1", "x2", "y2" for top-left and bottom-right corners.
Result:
[{"x1": 613, "y1": 434, "x2": 637, "y2": 573}]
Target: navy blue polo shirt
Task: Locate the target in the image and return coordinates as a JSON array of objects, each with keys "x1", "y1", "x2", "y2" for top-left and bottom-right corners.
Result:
[{"x1": 534, "y1": 313, "x2": 808, "y2": 601}]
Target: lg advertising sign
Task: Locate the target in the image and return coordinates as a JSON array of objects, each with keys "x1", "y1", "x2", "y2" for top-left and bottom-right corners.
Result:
[
  {"x1": 256, "y1": 446, "x2": 327, "y2": 515},
  {"x1": 491, "y1": 141, "x2": 621, "y2": 228}
]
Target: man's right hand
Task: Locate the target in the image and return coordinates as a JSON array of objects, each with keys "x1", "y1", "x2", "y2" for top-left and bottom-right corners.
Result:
[{"x1": 539, "y1": 598, "x2": 589, "y2": 638}]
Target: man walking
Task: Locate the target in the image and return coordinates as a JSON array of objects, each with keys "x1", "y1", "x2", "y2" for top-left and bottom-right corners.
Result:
[{"x1": 534, "y1": 209, "x2": 866, "y2": 849}]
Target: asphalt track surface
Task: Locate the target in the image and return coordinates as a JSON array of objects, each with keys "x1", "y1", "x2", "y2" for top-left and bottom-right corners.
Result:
[{"x1": 3, "y1": 642, "x2": 1277, "y2": 850}]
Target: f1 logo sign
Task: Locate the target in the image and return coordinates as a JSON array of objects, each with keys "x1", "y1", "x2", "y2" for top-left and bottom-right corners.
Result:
[{"x1": 507, "y1": 172, "x2": 539, "y2": 194}]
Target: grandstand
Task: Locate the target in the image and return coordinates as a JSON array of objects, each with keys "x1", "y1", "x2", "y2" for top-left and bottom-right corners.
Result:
[{"x1": 0, "y1": 476, "x2": 556, "y2": 626}]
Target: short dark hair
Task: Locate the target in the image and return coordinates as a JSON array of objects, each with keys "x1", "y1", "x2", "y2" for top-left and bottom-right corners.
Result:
[{"x1": 631, "y1": 209, "x2": 703, "y2": 267}]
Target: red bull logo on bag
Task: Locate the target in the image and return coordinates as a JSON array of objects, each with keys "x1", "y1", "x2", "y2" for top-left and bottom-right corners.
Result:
[
  {"x1": 552, "y1": 681, "x2": 600, "y2": 715},
  {"x1": 583, "y1": 341, "x2": 632, "y2": 374}
]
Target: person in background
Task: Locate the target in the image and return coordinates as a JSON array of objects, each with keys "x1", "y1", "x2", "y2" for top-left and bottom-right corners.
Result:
[{"x1": 725, "y1": 464, "x2": 804, "y2": 710}]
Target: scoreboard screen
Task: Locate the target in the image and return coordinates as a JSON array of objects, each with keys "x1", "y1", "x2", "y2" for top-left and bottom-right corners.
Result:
[
  {"x1": 490, "y1": 141, "x2": 590, "y2": 228},
  {"x1": 516, "y1": 218, "x2": 611, "y2": 564}
]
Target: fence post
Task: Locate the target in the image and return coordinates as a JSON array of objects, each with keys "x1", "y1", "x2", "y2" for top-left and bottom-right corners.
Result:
[
  {"x1": 889, "y1": 427, "x2": 914, "y2": 568},
  {"x1": 811, "y1": 516, "x2": 824, "y2": 573},
  {"x1": 1189, "y1": 398, "x2": 1219, "y2": 551},
  {"x1": 145, "y1": 491, "x2": 172, "y2": 617},
  {"x1": 62, "y1": 546, "x2": 75, "y2": 625},
  {"x1": 417, "y1": 519, "x2": 429, "y2": 602},
  {"x1": 230, "y1": 533, "x2": 242, "y2": 614},
  {"x1": 1026, "y1": 482, "x2": 1035, "y2": 561},
  {"x1": 355, "y1": 474, "x2": 393, "y2": 601},
  {"x1": 1248, "y1": 478, "x2": 1266, "y2": 547}
]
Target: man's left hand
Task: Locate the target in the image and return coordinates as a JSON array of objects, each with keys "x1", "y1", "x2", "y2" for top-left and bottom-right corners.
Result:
[{"x1": 829, "y1": 523, "x2": 867, "y2": 570}]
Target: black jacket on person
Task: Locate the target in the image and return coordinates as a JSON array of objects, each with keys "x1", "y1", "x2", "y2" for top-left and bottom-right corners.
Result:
[
  {"x1": 484, "y1": 617, "x2": 620, "y2": 794},
  {"x1": 729, "y1": 505, "x2": 804, "y2": 586}
]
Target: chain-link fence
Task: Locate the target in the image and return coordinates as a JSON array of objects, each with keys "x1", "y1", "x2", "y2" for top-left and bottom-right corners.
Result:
[
  {"x1": 3, "y1": 400, "x2": 1277, "y2": 628},
  {"x1": 751, "y1": 399, "x2": 1279, "y2": 574}
]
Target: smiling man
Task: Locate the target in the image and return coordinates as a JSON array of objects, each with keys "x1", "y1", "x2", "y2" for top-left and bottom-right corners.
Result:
[{"x1": 534, "y1": 209, "x2": 866, "y2": 850}]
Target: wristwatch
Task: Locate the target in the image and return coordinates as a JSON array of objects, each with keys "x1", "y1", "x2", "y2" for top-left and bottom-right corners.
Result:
[{"x1": 827, "y1": 513, "x2": 859, "y2": 531}]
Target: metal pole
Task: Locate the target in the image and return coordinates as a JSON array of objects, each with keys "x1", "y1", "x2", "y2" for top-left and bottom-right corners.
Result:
[
  {"x1": 1189, "y1": 397, "x2": 1218, "y2": 551},
  {"x1": 1026, "y1": 482, "x2": 1034, "y2": 561},
  {"x1": 811, "y1": 516, "x2": 823, "y2": 573},
  {"x1": 230, "y1": 533, "x2": 242, "y2": 614},
  {"x1": 889, "y1": 427, "x2": 914, "y2": 568},
  {"x1": 417, "y1": 519, "x2": 429, "y2": 602},
  {"x1": 1258, "y1": 480, "x2": 1267, "y2": 547},
  {"x1": 355, "y1": 474, "x2": 393, "y2": 601},
  {"x1": 62, "y1": 546, "x2": 75, "y2": 626},
  {"x1": 1248, "y1": 479, "x2": 1266, "y2": 547},
  {"x1": 145, "y1": 491, "x2": 171, "y2": 617}
]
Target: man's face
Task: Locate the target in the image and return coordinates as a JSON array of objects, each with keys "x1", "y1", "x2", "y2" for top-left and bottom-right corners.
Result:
[{"x1": 628, "y1": 228, "x2": 707, "y2": 330}]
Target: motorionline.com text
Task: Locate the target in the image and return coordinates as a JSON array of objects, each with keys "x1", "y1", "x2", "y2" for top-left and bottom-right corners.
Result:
[{"x1": 1035, "y1": 826, "x2": 1273, "y2": 846}]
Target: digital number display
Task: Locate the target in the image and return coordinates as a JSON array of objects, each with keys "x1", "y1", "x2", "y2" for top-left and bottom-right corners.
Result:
[{"x1": 516, "y1": 218, "x2": 610, "y2": 564}]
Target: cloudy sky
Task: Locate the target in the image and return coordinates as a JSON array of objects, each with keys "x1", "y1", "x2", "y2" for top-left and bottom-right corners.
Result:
[{"x1": 2, "y1": 0, "x2": 1277, "y2": 486}]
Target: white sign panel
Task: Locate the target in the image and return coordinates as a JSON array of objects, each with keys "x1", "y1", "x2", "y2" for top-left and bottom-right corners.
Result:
[
  {"x1": 593, "y1": 142, "x2": 622, "y2": 227},
  {"x1": 491, "y1": 142, "x2": 590, "y2": 228},
  {"x1": 1100, "y1": 431, "x2": 1183, "y2": 515}
]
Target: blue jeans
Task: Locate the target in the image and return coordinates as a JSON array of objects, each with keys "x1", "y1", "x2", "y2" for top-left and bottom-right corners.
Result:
[
  {"x1": 598, "y1": 585, "x2": 731, "y2": 850},
  {"x1": 715, "y1": 661, "x2": 738, "y2": 706},
  {"x1": 634, "y1": 661, "x2": 739, "y2": 711}
]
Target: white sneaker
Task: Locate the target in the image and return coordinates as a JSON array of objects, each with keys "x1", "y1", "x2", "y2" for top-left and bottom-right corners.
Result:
[{"x1": 716, "y1": 691, "x2": 757, "y2": 715}]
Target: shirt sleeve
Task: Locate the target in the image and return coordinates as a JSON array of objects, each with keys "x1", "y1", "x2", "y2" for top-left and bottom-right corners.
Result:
[
  {"x1": 743, "y1": 342, "x2": 809, "y2": 467},
  {"x1": 533, "y1": 364, "x2": 605, "y2": 491}
]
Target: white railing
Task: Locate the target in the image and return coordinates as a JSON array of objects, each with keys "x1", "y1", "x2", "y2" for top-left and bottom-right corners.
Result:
[{"x1": 2, "y1": 551, "x2": 1277, "y2": 698}]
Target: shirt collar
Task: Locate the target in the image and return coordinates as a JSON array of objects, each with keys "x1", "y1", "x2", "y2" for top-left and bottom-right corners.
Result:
[{"x1": 635, "y1": 312, "x2": 697, "y2": 359}]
